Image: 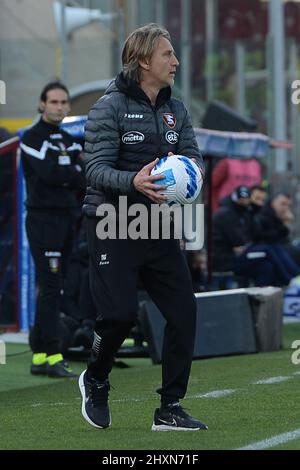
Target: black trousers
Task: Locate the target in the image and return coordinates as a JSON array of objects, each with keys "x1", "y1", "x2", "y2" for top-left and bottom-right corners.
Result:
[
  {"x1": 86, "y1": 217, "x2": 197, "y2": 402},
  {"x1": 26, "y1": 210, "x2": 75, "y2": 355}
]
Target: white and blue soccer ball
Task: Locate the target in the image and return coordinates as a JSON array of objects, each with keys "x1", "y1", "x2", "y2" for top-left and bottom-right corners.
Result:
[{"x1": 151, "y1": 155, "x2": 203, "y2": 205}]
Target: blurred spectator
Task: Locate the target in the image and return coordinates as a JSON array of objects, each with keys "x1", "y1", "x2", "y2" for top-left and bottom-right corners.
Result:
[
  {"x1": 219, "y1": 184, "x2": 267, "y2": 213},
  {"x1": 249, "y1": 185, "x2": 268, "y2": 216},
  {"x1": 212, "y1": 185, "x2": 252, "y2": 273},
  {"x1": 212, "y1": 157, "x2": 262, "y2": 213},
  {"x1": 254, "y1": 193, "x2": 300, "y2": 272},
  {"x1": 252, "y1": 193, "x2": 294, "y2": 245},
  {"x1": 234, "y1": 193, "x2": 300, "y2": 286}
]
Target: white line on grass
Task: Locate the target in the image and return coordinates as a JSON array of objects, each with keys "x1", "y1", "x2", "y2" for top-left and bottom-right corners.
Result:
[
  {"x1": 237, "y1": 428, "x2": 300, "y2": 450},
  {"x1": 29, "y1": 389, "x2": 237, "y2": 409},
  {"x1": 31, "y1": 402, "x2": 69, "y2": 407},
  {"x1": 252, "y1": 376, "x2": 292, "y2": 384},
  {"x1": 189, "y1": 389, "x2": 237, "y2": 399},
  {"x1": 29, "y1": 397, "x2": 153, "y2": 408},
  {"x1": 112, "y1": 397, "x2": 152, "y2": 403},
  {"x1": 28, "y1": 373, "x2": 299, "y2": 408}
]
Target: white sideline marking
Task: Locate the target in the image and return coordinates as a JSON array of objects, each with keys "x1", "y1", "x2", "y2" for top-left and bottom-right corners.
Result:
[
  {"x1": 28, "y1": 373, "x2": 299, "y2": 408},
  {"x1": 252, "y1": 376, "x2": 292, "y2": 385},
  {"x1": 283, "y1": 317, "x2": 300, "y2": 324},
  {"x1": 75, "y1": 397, "x2": 150, "y2": 403},
  {"x1": 113, "y1": 397, "x2": 151, "y2": 403},
  {"x1": 190, "y1": 389, "x2": 237, "y2": 399},
  {"x1": 31, "y1": 402, "x2": 68, "y2": 407},
  {"x1": 238, "y1": 428, "x2": 300, "y2": 450},
  {"x1": 29, "y1": 397, "x2": 151, "y2": 408}
]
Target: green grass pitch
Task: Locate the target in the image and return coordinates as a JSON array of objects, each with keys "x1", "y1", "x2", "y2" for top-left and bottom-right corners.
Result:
[{"x1": 1, "y1": 322, "x2": 300, "y2": 450}]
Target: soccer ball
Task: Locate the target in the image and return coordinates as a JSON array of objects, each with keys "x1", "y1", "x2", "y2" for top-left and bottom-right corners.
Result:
[{"x1": 151, "y1": 155, "x2": 203, "y2": 205}]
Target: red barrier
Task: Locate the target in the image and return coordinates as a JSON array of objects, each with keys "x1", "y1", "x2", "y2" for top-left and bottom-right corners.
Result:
[{"x1": 0, "y1": 137, "x2": 19, "y2": 330}]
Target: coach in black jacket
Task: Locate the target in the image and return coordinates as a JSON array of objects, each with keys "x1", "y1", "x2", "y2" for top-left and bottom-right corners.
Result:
[
  {"x1": 20, "y1": 81, "x2": 85, "y2": 377},
  {"x1": 79, "y1": 24, "x2": 207, "y2": 432},
  {"x1": 212, "y1": 186, "x2": 253, "y2": 272}
]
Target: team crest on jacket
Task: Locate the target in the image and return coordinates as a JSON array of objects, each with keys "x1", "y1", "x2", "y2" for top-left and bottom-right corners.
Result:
[{"x1": 163, "y1": 113, "x2": 176, "y2": 129}]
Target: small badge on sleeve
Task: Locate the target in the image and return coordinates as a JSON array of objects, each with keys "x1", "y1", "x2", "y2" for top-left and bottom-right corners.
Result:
[
  {"x1": 58, "y1": 155, "x2": 71, "y2": 165},
  {"x1": 49, "y1": 257, "x2": 60, "y2": 273}
]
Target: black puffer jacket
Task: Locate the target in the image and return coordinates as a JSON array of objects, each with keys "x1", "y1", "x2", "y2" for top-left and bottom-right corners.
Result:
[
  {"x1": 252, "y1": 203, "x2": 290, "y2": 244},
  {"x1": 21, "y1": 118, "x2": 86, "y2": 210},
  {"x1": 83, "y1": 72, "x2": 203, "y2": 216},
  {"x1": 212, "y1": 200, "x2": 253, "y2": 271}
]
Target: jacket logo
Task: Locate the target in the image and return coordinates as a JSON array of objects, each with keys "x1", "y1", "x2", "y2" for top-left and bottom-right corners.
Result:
[
  {"x1": 44, "y1": 251, "x2": 62, "y2": 257},
  {"x1": 122, "y1": 131, "x2": 145, "y2": 144},
  {"x1": 165, "y1": 130, "x2": 179, "y2": 144},
  {"x1": 99, "y1": 253, "x2": 110, "y2": 266},
  {"x1": 163, "y1": 113, "x2": 176, "y2": 128},
  {"x1": 58, "y1": 155, "x2": 71, "y2": 165},
  {"x1": 124, "y1": 114, "x2": 143, "y2": 119},
  {"x1": 50, "y1": 133, "x2": 63, "y2": 139}
]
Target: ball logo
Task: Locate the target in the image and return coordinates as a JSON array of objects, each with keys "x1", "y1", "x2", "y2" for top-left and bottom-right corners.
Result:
[
  {"x1": 165, "y1": 130, "x2": 179, "y2": 144},
  {"x1": 122, "y1": 131, "x2": 145, "y2": 144}
]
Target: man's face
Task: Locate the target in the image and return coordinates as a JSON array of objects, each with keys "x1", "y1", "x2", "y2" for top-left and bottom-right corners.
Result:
[
  {"x1": 271, "y1": 195, "x2": 291, "y2": 219},
  {"x1": 40, "y1": 88, "x2": 70, "y2": 125},
  {"x1": 144, "y1": 37, "x2": 179, "y2": 89},
  {"x1": 250, "y1": 189, "x2": 267, "y2": 207}
]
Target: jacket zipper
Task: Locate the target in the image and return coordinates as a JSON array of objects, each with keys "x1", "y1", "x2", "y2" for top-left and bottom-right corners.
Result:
[{"x1": 152, "y1": 106, "x2": 161, "y2": 157}]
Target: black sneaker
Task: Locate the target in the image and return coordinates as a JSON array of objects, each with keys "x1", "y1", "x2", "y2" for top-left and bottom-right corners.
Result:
[
  {"x1": 79, "y1": 370, "x2": 111, "y2": 429},
  {"x1": 30, "y1": 363, "x2": 48, "y2": 376},
  {"x1": 151, "y1": 402, "x2": 208, "y2": 431},
  {"x1": 47, "y1": 360, "x2": 78, "y2": 378}
]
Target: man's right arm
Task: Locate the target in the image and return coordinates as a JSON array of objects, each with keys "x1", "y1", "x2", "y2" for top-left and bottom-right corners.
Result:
[
  {"x1": 84, "y1": 97, "x2": 137, "y2": 197},
  {"x1": 85, "y1": 97, "x2": 166, "y2": 203}
]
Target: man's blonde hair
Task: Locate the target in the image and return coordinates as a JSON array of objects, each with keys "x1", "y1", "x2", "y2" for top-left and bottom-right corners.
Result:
[{"x1": 122, "y1": 23, "x2": 171, "y2": 82}]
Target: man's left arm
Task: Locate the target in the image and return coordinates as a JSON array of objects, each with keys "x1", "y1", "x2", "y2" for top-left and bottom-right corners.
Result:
[
  {"x1": 176, "y1": 107, "x2": 205, "y2": 177},
  {"x1": 67, "y1": 143, "x2": 86, "y2": 190}
]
